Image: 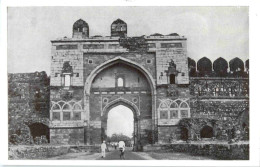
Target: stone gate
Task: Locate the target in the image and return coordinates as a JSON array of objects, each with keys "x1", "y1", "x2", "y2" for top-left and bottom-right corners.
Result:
[{"x1": 46, "y1": 18, "x2": 249, "y2": 146}]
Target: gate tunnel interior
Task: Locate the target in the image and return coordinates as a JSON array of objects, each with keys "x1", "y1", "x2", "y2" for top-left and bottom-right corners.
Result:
[{"x1": 101, "y1": 101, "x2": 139, "y2": 146}]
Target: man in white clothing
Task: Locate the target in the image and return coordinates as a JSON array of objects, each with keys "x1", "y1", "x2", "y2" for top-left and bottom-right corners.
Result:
[
  {"x1": 118, "y1": 141, "x2": 125, "y2": 159},
  {"x1": 101, "y1": 141, "x2": 107, "y2": 158}
]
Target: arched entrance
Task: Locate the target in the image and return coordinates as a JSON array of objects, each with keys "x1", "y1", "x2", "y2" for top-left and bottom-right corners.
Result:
[
  {"x1": 200, "y1": 125, "x2": 213, "y2": 138},
  {"x1": 84, "y1": 57, "x2": 155, "y2": 146},
  {"x1": 101, "y1": 100, "x2": 139, "y2": 148},
  {"x1": 180, "y1": 127, "x2": 189, "y2": 141},
  {"x1": 106, "y1": 105, "x2": 134, "y2": 138},
  {"x1": 28, "y1": 123, "x2": 50, "y2": 144}
]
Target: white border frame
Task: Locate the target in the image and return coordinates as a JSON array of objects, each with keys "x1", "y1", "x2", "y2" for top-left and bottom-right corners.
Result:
[{"x1": 1, "y1": 0, "x2": 260, "y2": 166}]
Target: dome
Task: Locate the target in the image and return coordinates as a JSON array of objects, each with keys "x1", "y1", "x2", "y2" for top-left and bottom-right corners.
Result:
[
  {"x1": 112, "y1": 18, "x2": 126, "y2": 24},
  {"x1": 213, "y1": 57, "x2": 228, "y2": 76},
  {"x1": 167, "y1": 33, "x2": 179, "y2": 36},
  {"x1": 188, "y1": 57, "x2": 196, "y2": 68},
  {"x1": 150, "y1": 33, "x2": 163, "y2": 36},
  {"x1": 197, "y1": 57, "x2": 212, "y2": 75},
  {"x1": 245, "y1": 59, "x2": 249, "y2": 70},
  {"x1": 111, "y1": 18, "x2": 127, "y2": 37},
  {"x1": 229, "y1": 57, "x2": 244, "y2": 72},
  {"x1": 72, "y1": 19, "x2": 89, "y2": 38}
]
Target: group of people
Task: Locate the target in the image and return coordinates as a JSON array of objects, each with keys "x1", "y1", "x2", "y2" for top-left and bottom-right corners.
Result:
[{"x1": 101, "y1": 140, "x2": 126, "y2": 159}]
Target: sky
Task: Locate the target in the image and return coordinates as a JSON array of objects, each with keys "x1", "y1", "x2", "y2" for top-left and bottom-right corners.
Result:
[
  {"x1": 107, "y1": 105, "x2": 134, "y2": 137},
  {"x1": 7, "y1": 6, "x2": 249, "y2": 74},
  {"x1": 7, "y1": 7, "x2": 249, "y2": 137}
]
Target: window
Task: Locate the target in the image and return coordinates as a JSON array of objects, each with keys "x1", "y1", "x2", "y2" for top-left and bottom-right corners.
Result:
[
  {"x1": 75, "y1": 73, "x2": 79, "y2": 77},
  {"x1": 55, "y1": 73, "x2": 59, "y2": 77},
  {"x1": 146, "y1": 59, "x2": 152, "y2": 64},
  {"x1": 63, "y1": 112, "x2": 71, "y2": 121},
  {"x1": 170, "y1": 74, "x2": 175, "y2": 84},
  {"x1": 64, "y1": 75, "x2": 71, "y2": 87},
  {"x1": 117, "y1": 77, "x2": 124, "y2": 87},
  {"x1": 52, "y1": 112, "x2": 60, "y2": 120},
  {"x1": 159, "y1": 101, "x2": 169, "y2": 119},
  {"x1": 88, "y1": 59, "x2": 93, "y2": 64},
  {"x1": 170, "y1": 110, "x2": 178, "y2": 118},
  {"x1": 180, "y1": 110, "x2": 189, "y2": 118},
  {"x1": 73, "y1": 112, "x2": 81, "y2": 120},
  {"x1": 160, "y1": 110, "x2": 168, "y2": 119},
  {"x1": 169, "y1": 102, "x2": 178, "y2": 118},
  {"x1": 158, "y1": 100, "x2": 190, "y2": 120}
]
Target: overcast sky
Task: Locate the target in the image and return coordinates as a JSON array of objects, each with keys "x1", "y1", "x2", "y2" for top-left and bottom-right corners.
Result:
[
  {"x1": 107, "y1": 105, "x2": 134, "y2": 137},
  {"x1": 7, "y1": 6, "x2": 248, "y2": 74}
]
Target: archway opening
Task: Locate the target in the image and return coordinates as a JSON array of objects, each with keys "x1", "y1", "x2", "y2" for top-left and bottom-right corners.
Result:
[
  {"x1": 106, "y1": 105, "x2": 134, "y2": 146},
  {"x1": 180, "y1": 127, "x2": 189, "y2": 141},
  {"x1": 28, "y1": 123, "x2": 50, "y2": 144},
  {"x1": 200, "y1": 125, "x2": 213, "y2": 138}
]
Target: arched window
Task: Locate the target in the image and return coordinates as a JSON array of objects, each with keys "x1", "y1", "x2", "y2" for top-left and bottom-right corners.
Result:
[
  {"x1": 158, "y1": 100, "x2": 190, "y2": 121},
  {"x1": 51, "y1": 103, "x2": 62, "y2": 121},
  {"x1": 170, "y1": 74, "x2": 175, "y2": 84},
  {"x1": 159, "y1": 102, "x2": 169, "y2": 119},
  {"x1": 179, "y1": 102, "x2": 190, "y2": 118},
  {"x1": 117, "y1": 77, "x2": 124, "y2": 87},
  {"x1": 62, "y1": 104, "x2": 72, "y2": 121},
  {"x1": 169, "y1": 101, "x2": 178, "y2": 118},
  {"x1": 73, "y1": 103, "x2": 82, "y2": 120}
]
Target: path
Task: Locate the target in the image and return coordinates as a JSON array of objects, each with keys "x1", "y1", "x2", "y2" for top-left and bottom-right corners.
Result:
[{"x1": 48, "y1": 147, "x2": 212, "y2": 160}]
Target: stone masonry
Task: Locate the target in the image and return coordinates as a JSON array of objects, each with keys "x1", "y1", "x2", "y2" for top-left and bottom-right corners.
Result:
[{"x1": 8, "y1": 18, "x2": 249, "y2": 148}]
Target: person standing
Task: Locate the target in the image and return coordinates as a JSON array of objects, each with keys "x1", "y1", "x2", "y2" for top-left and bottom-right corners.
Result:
[
  {"x1": 101, "y1": 141, "x2": 107, "y2": 158},
  {"x1": 118, "y1": 140, "x2": 125, "y2": 159}
]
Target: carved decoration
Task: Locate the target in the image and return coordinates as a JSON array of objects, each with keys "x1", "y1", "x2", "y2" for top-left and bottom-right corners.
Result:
[
  {"x1": 62, "y1": 61, "x2": 73, "y2": 74},
  {"x1": 165, "y1": 60, "x2": 180, "y2": 76}
]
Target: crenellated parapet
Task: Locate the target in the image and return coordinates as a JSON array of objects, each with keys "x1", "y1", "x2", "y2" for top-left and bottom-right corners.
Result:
[{"x1": 188, "y1": 57, "x2": 249, "y2": 78}]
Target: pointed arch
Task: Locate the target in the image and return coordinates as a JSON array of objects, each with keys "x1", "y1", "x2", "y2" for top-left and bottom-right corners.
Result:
[
  {"x1": 73, "y1": 103, "x2": 83, "y2": 110},
  {"x1": 84, "y1": 56, "x2": 156, "y2": 95},
  {"x1": 102, "y1": 98, "x2": 140, "y2": 119},
  {"x1": 72, "y1": 19, "x2": 89, "y2": 38},
  {"x1": 197, "y1": 57, "x2": 212, "y2": 75},
  {"x1": 229, "y1": 57, "x2": 245, "y2": 72},
  {"x1": 169, "y1": 101, "x2": 178, "y2": 109},
  {"x1": 51, "y1": 103, "x2": 61, "y2": 111},
  {"x1": 180, "y1": 101, "x2": 189, "y2": 108},
  {"x1": 159, "y1": 101, "x2": 168, "y2": 109},
  {"x1": 213, "y1": 57, "x2": 228, "y2": 76},
  {"x1": 62, "y1": 103, "x2": 71, "y2": 111}
]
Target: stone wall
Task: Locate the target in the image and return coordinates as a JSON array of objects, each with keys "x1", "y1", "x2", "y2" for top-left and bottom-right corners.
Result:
[
  {"x1": 144, "y1": 143, "x2": 249, "y2": 160},
  {"x1": 8, "y1": 72, "x2": 50, "y2": 145},
  {"x1": 9, "y1": 145, "x2": 99, "y2": 160},
  {"x1": 50, "y1": 128, "x2": 84, "y2": 145},
  {"x1": 83, "y1": 52, "x2": 156, "y2": 82}
]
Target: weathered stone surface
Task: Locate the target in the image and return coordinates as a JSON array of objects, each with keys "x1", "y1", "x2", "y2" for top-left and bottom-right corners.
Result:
[
  {"x1": 8, "y1": 19, "x2": 249, "y2": 150},
  {"x1": 8, "y1": 72, "x2": 50, "y2": 145},
  {"x1": 143, "y1": 143, "x2": 249, "y2": 160}
]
